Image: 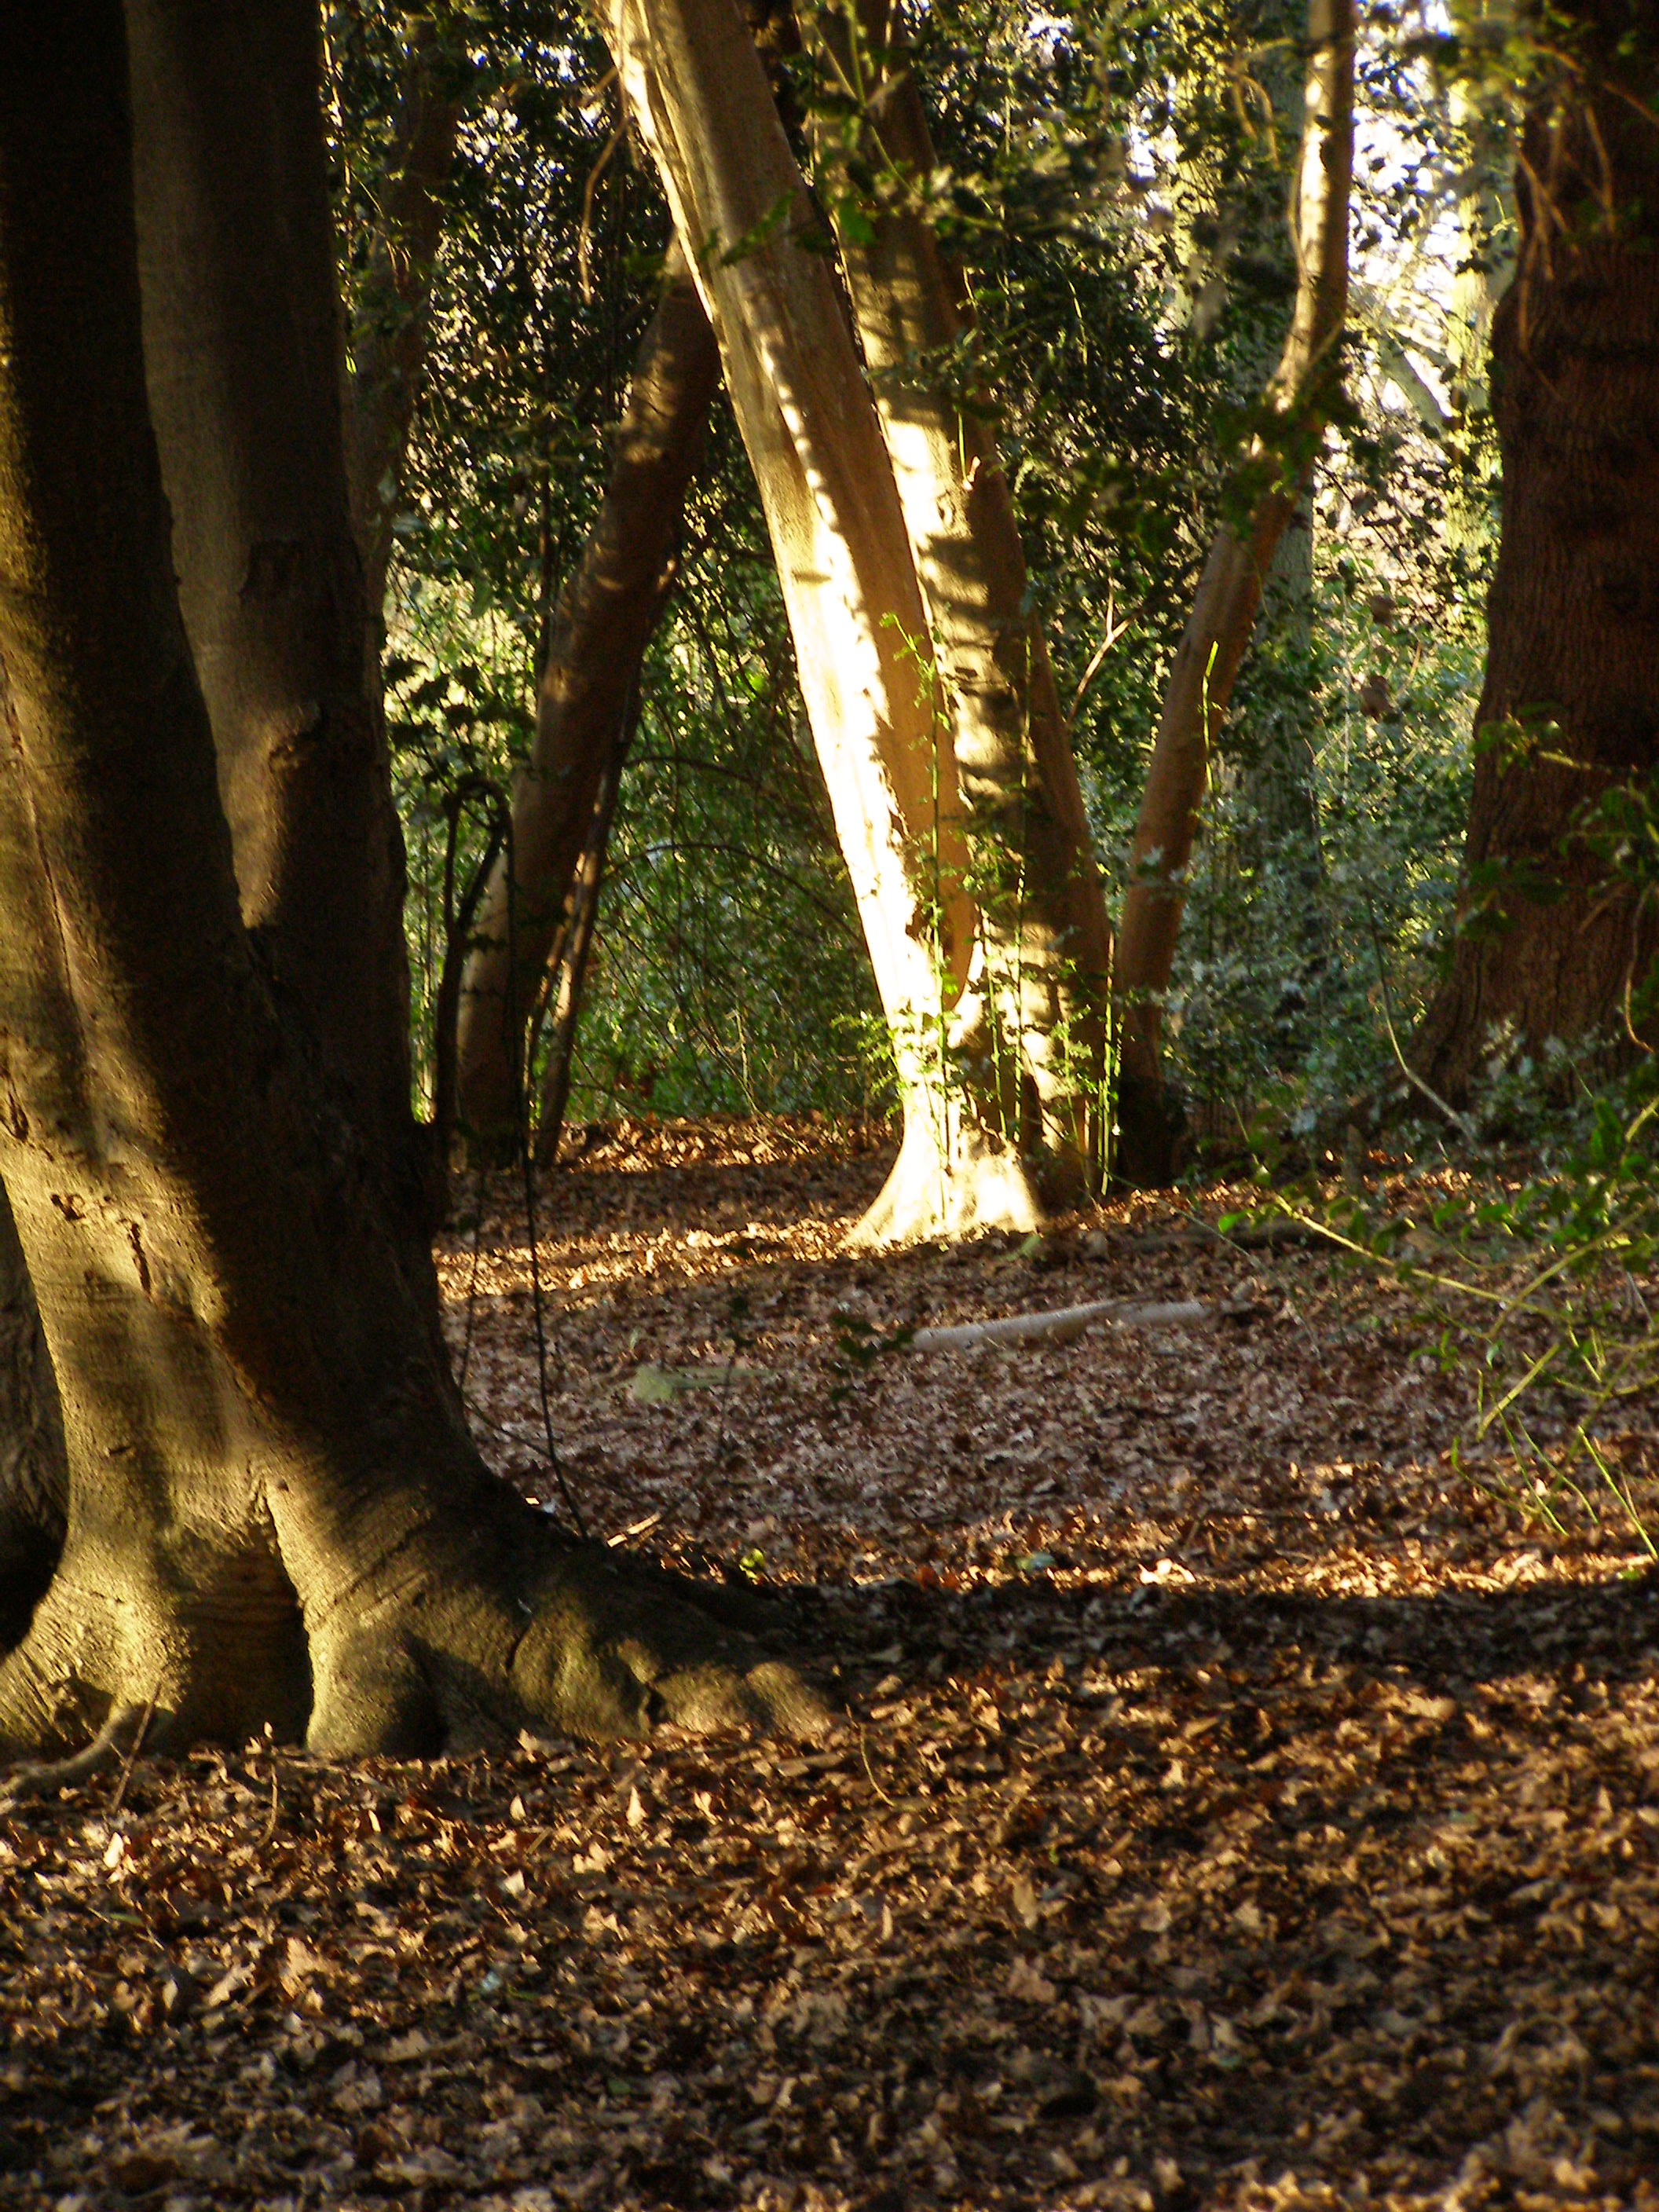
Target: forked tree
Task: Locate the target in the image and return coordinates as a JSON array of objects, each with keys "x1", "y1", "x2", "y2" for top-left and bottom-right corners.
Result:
[
  {"x1": 610, "y1": 0, "x2": 1115, "y2": 1243},
  {"x1": 0, "y1": 1, "x2": 816, "y2": 1766},
  {"x1": 1412, "y1": 0, "x2": 1659, "y2": 1097}
]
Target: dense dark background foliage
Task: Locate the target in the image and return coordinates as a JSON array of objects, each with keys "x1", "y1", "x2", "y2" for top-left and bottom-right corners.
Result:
[{"x1": 328, "y1": 0, "x2": 1503, "y2": 1148}]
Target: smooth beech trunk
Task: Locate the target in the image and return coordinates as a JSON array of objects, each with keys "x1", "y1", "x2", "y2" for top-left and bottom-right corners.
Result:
[
  {"x1": 455, "y1": 254, "x2": 720, "y2": 1152},
  {"x1": 811, "y1": 0, "x2": 1115, "y2": 1192},
  {"x1": 0, "y1": 2, "x2": 815, "y2": 1761},
  {"x1": 1113, "y1": 0, "x2": 1353, "y2": 1178},
  {"x1": 1412, "y1": 7, "x2": 1659, "y2": 1097},
  {"x1": 126, "y1": 0, "x2": 423, "y2": 1234},
  {"x1": 611, "y1": 0, "x2": 1045, "y2": 1243}
]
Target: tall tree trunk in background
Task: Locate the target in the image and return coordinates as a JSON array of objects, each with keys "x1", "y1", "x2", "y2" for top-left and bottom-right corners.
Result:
[
  {"x1": 345, "y1": 22, "x2": 469, "y2": 625},
  {"x1": 1113, "y1": 0, "x2": 1353, "y2": 1181},
  {"x1": 455, "y1": 253, "x2": 720, "y2": 1154},
  {"x1": 1412, "y1": 6, "x2": 1659, "y2": 1098},
  {"x1": 612, "y1": 0, "x2": 1049, "y2": 1244},
  {"x1": 0, "y1": 1, "x2": 815, "y2": 1756},
  {"x1": 534, "y1": 718, "x2": 634, "y2": 1167},
  {"x1": 808, "y1": 0, "x2": 1115, "y2": 1196},
  {"x1": 126, "y1": 0, "x2": 428, "y2": 1255}
]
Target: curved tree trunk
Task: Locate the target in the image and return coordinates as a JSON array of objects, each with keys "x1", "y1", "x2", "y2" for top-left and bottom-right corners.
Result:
[
  {"x1": 808, "y1": 1, "x2": 1115, "y2": 1195},
  {"x1": 613, "y1": 0, "x2": 1047, "y2": 1244},
  {"x1": 1412, "y1": 6, "x2": 1659, "y2": 1099},
  {"x1": 1112, "y1": 0, "x2": 1353, "y2": 1181},
  {"x1": 0, "y1": 0, "x2": 815, "y2": 1763},
  {"x1": 455, "y1": 252, "x2": 721, "y2": 1153}
]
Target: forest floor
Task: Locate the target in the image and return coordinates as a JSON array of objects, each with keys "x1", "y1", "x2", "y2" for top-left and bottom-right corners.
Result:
[{"x1": 4, "y1": 1115, "x2": 1659, "y2": 2212}]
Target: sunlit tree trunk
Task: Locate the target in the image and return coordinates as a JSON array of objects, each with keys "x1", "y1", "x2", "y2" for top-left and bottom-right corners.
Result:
[
  {"x1": 1413, "y1": 3, "x2": 1659, "y2": 1097},
  {"x1": 808, "y1": 0, "x2": 1115, "y2": 1194},
  {"x1": 455, "y1": 253, "x2": 720, "y2": 1153},
  {"x1": 611, "y1": 0, "x2": 1046, "y2": 1243},
  {"x1": 0, "y1": 0, "x2": 814, "y2": 1759},
  {"x1": 1113, "y1": 0, "x2": 1353, "y2": 1180}
]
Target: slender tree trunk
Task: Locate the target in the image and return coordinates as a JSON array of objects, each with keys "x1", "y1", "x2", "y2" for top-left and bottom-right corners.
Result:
[
  {"x1": 808, "y1": 0, "x2": 1115, "y2": 1192},
  {"x1": 534, "y1": 714, "x2": 634, "y2": 1169},
  {"x1": 1113, "y1": 0, "x2": 1353, "y2": 1181},
  {"x1": 0, "y1": 1, "x2": 815, "y2": 1762},
  {"x1": 345, "y1": 24, "x2": 469, "y2": 625},
  {"x1": 613, "y1": 0, "x2": 1047, "y2": 1243},
  {"x1": 1413, "y1": 5, "x2": 1659, "y2": 1097},
  {"x1": 125, "y1": 0, "x2": 427, "y2": 1247},
  {"x1": 455, "y1": 251, "x2": 720, "y2": 1152}
]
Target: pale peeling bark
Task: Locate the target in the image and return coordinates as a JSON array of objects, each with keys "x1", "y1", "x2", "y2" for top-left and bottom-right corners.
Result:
[
  {"x1": 455, "y1": 254, "x2": 720, "y2": 1152},
  {"x1": 1114, "y1": 0, "x2": 1353, "y2": 1179},
  {"x1": 809, "y1": 0, "x2": 1115, "y2": 1193},
  {"x1": 610, "y1": 0, "x2": 1042, "y2": 1243},
  {"x1": 0, "y1": 1, "x2": 819, "y2": 1763}
]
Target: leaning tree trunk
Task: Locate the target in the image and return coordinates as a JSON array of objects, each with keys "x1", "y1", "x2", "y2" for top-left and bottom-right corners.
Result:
[
  {"x1": 808, "y1": 0, "x2": 1115, "y2": 1195},
  {"x1": 125, "y1": 0, "x2": 427, "y2": 1251},
  {"x1": 1113, "y1": 0, "x2": 1353, "y2": 1181},
  {"x1": 454, "y1": 251, "x2": 720, "y2": 1155},
  {"x1": 613, "y1": 0, "x2": 1046, "y2": 1243},
  {"x1": 1412, "y1": 6, "x2": 1659, "y2": 1099},
  {"x1": 0, "y1": 0, "x2": 815, "y2": 1764}
]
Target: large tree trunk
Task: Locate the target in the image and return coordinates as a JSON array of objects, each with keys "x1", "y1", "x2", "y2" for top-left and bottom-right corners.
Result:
[
  {"x1": 0, "y1": 0, "x2": 815, "y2": 1762},
  {"x1": 454, "y1": 252, "x2": 720, "y2": 1154},
  {"x1": 613, "y1": 0, "x2": 1047, "y2": 1243},
  {"x1": 345, "y1": 25, "x2": 468, "y2": 627},
  {"x1": 808, "y1": 0, "x2": 1115, "y2": 1194},
  {"x1": 1112, "y1": 0, "x2": 1353, "y2": 1181},
  {"x1": 1412, "y1": 6, "x2": 1659, "y2": 1098},
  {"x1": 125, "y1": 0, "x2": 424, "y2": 1243}
]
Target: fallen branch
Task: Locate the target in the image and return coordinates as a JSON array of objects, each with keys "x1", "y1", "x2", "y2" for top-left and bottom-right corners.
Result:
[{"x1": 907, "y1": 1297, "x2": 1210, "y2": 1353}]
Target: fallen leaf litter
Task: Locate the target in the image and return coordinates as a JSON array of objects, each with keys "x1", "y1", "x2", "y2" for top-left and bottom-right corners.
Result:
[{"x1": 3, "y1": 1113, "x2": 1657, "y2": 2211}]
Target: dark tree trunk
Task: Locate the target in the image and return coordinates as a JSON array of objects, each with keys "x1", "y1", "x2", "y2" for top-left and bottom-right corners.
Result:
[
  {"x1": 126, "y1": 0, "x2": 423, "y2": 1232},
  {"x1": 533, "y1": 706, "x2": 635, "y2": 1169},
  {"x1": 345, "y1": 25, "x2": 467, "y2": 624},
  {"x1": 0, "y1": 1188, "x2": 64, "y2": 1654},
  {"x1": 456, "y1": 255, "x2": 720, "y2": 1154},
  {"x1": 0, "y1": 2, "x2": 815, "y2": 1762},
  {"x1": 1413, "y1": 5, "x2": 1659, "y2": 1099}
]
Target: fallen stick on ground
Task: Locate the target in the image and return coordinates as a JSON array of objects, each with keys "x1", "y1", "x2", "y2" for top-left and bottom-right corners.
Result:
[{"x1": 907, "y1": 1297, "x2": 1211, "y2": 1353}]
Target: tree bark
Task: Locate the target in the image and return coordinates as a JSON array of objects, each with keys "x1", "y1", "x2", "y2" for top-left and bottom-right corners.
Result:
[
  {"x1": 533, "y1": 712, "x2": 634, "y2": 1170},
  {"x1": 1113, "y1": 0, "x2": 1353, "y2": 1180},
  {"x1": 0, "y1": 1186, "x2": 64, "y2": 1655},
  {"x1": 1412, "y1": 5, "x2": 1659, "y2": 1098},
  {"x1": 0, "y1": 1, "x2": 817, "y2": 1761},
  {"x1": 125, "y1": 0, "x2": 425, "y2": 1243},
  {"x1": 455, "y1": 252, "x2": 720, "y2": 1152},
  {"x1": 345, "y1": 24, "x2": 468, "y2": 626},
  {"x1": 808, "y1": 0, "x2": 1115, "y2": 1193},
  {"x1": 612, "y1": 0, "x2": 1046, "y2": 1243}
]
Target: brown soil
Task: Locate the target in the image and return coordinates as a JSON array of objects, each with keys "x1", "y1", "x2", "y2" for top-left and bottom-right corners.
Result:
[{"x1": 3, "y1": 1115, "x2": 1657, "y2": 2212}]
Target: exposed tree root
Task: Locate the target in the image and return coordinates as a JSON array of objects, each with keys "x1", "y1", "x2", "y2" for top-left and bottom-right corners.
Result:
[{"x1": 0, "y1": 1698, "x2": 156, "y2": 1807}]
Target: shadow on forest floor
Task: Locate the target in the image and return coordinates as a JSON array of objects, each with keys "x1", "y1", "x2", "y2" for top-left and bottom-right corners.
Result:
[{"x1": 4, "y1": 1122, "x2": 1659, "y2": 2212}]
